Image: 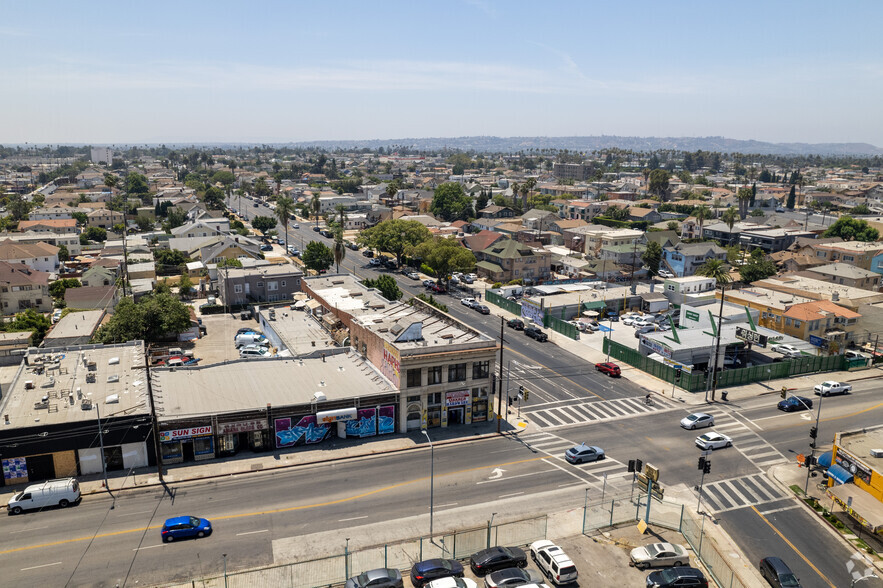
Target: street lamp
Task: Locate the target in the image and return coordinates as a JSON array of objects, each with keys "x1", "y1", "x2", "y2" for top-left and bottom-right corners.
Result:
[
  {"x1": 222, "y1": 553, "x2": 228, "y2": 588},
  {"x1": 422, "y1": 429, "x2": 435, "y2": 538}
]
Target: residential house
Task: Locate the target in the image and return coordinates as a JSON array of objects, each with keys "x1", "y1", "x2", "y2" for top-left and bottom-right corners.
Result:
[
  {"x1": 521, "y1": 209, "x2": 559, "y2": 232},
  {"x1": 197, "y1": 235, "x2": 262, "y2": 264},
  {"x1": 81, "y1": 266, "x2": 117, "y2": 288},
  {"x1": 802, "y1": 263, "x2": 881, "y2": 291},
  {"x1": 576, "y1": 227, "x2": 644, "y2": 256},
  {"x1": 662, "y1": 242, "x2": 727, "y2": 277},
  {"x1": 600, "y1": 243, "x2": 645, "y2": 267},
  {"x1": 28, "y1": 206, "x2": 89, "y2": 221},
  {"x1": 127, "y1": 261, "x2": 157, "y2": 281},
  {"x1": 738, "y1": 228, "x2": 814, "y2": 253},
  {"x1": 218, "y1": 264, "x2": 303, "y2": 306},
  {"x1": 478, "y1": 205, "x2": 516, "y2": 219},
  {"x1": 628, "y1": 207, "x2": 662, "y2": 224},
  {"x1": 470, "y1": 217, "x2": 506, "y2": 233},
  {"x1": 170, "y1": 220, "x2": 230, "y2": 240},
  {"x1": 475, "y1": 239, "x2": 551, "y2": 284},
  {"x1": 538, "y1": 183, "x2": 592, "y2": 199},
  {"x1": 18, "y1": 219, "x2": 78, "y2": 235},
  {"x1": 804, "y1": 241, "x2": 883, "y2": 273},
  {"x1": 783, "y1": 300, "x2": 861, "y2": 350},
  {"x1": 563, "y1": 200, "x2": 607, "y2": 222},
  {"x1": 43, "y1": 310, "x2": 106, "y2": 348},
  {"x1": 0, "y1": 261, "x2": 51, "y2": 314},
  {"x1": 86, "y1": 209, "x2": 124, "y2": 229},
  {"x1": 0, "y1": 240, "x2": 60, "y2": 272},
  {"x1": 550, "y1": 218, "x2": 588, "y2": 234},
  {"x1": 64, "y1": 285, "x2": 119, "y2": 313},
  {"x1": 463, "y1": 230, "x2": 504, "y2": 252}
]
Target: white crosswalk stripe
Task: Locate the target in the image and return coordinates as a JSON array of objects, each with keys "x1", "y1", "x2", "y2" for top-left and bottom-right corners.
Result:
[
  {"x1": 516, "y1": 432, "x2": 632, "y2": 486},
  {"x1": 702, "y1": 408, "x2": 788, "y2": 469},
  {"x1": 697, "y1": 473, "x2": 789, "y2": 514},
  {"x1": 523, "y1": 396, "x2": 678, "y2": 429}
]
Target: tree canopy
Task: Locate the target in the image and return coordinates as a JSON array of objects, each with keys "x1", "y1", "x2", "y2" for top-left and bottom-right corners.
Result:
[
  {"x1": 430, "y1": 182, "x2": 473, "y2": 221},
  {"x1": 414, "y1": 237, "x2": 475, "y2": 281},
  {"x1": 126, "y1": 172, "x2": 149, "y2": 195},
  {"x1": 823, "y1": 216, "x2": 880, "y2": 242},
  {"x1": 738, "y1": 248, "x2": 778, "y2": 283},
  {"x1": 648, "y1": 169, "x2": 671, "y2": 202},
  {"x1": 364, "y1": 274, "x2": 401, "y2": 301},
  {"x1": 358, "y1": 218, "x2": 432, "y2": 265},
  {"x1": 641, "y1": 241, "x2": 662, "y2": 277},
  {"x1": 49, "y1": 278, "x2": 81, "y2": 299},
  {"x1": 251, "y1": 216, "x2": 277, "y2": 235},
  {"x1": 302, "y1": 240, "x2": 333, "y2": 273},
  {"x1": 203, "y1": 185, "x2": 226, "y2": 210},
  {"x1": 95, "y1": 293, "x2": 192, "y2": 344}
]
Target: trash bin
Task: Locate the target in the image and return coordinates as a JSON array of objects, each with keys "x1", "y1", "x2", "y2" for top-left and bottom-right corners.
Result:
[{"x1": 720, "y1": 390, "x2": 728, "y2": 401}]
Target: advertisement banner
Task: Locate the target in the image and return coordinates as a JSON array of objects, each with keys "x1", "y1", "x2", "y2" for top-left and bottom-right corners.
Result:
[
  {"x1": 160, "y1": 426, "x2": 213, "y2": 442},
  {"x1": 274, "y1": 415, "x2": 331, "y2": 448},
  {"x1": 378, "y1": 405, "x2": 395, "y2": 435},
  {"x1": 2, "y1": 457, "x2": 27, "y2": 480},
  {"x1": 641, "y1": 337, "x2": 672, "y2": 359},
  {"x1": 381, "y1": 341, "x2": 401, "y2": 383},
  {"x1": 217, "y1": 420, "x2": 266, "y2": 435},
  {"x1": 345, "y1": 408, "x2": 377, "y2": 438},
  {"x1": 521, "y1": 298, "x2": 544, "y2": 325},
  {"x1": 445, "y1": 390, "x2": 470, "y2": 407},
  {"x1": 835, "y1": 449, "x2": 872, "y2": 485}
]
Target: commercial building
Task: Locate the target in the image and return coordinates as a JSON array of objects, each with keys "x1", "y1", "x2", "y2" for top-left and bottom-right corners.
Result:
[
  {"x1": 43, "y1": 310, "x2": 106, "y2": 348},
  {"x1": 753, "y1": 275, "x2": 883, "y2": 311},
  {"x1": 802, "y1": 263, "x2": 881, "y2": 291},
  {"x1": 827, "y1": 427, "x2": 883, "y2": 536}
]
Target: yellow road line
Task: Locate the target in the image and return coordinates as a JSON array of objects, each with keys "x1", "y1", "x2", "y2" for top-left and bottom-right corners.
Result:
[
  {"x1": 750, "y1": 505, "x2": 837, "y2": 588},
  {"x1": 0, "y1": 454, "x2": 549, "y2": 556},
  {"x1": 777, "y1": 401, "x2": 883, "y2": 430}
]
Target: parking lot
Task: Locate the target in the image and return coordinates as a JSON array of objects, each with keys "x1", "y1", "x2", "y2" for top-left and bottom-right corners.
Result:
[{"x1": 188, "y1": 303, "x2": 265, "y2": 366}]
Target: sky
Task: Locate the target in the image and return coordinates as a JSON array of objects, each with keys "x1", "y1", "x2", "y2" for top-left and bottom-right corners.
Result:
[{"x1": 1, "y1": 1, "x2": 882, "y2": 146}]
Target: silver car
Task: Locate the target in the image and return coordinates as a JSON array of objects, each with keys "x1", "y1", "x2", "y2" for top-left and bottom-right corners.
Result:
[
  {"x1": 629, "y1": 542, "x2": 689, "y2": 570},
  {"x1": 680, "y1": 413, "x2": 714, "y2": 430}
]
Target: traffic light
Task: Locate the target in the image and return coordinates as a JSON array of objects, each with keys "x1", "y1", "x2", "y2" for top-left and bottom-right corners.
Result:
[
  {"x1": 518, "y1": 385, "x2": 524, "y2": 398},
  {"x1": 806, "y1": 455, "x2": 816, "y2": 468},
  {"x1": 508, "y1": 395, "x2": 514, "y2": 406},
  {"x1": 810, "y1": 426, "x2": 818, "y2": 439},
  {"x1": 523, "y1": 389, "x2": 529, "y2": 401},
  {"x1": 781, "y1": 387, "x2": 787, "y2": 399},
  {"x1": 629, "y1": 459, "x2": 637, "y2": 473},
  {"x1": 675, "y1": 368, "x2": 682, "y2": 383},
  {"x1": 698, "y1": 456, "x2": 706, "y2": 471},
  {"x1": 703, "y1": 461, "x2": 711, "y2": 474}
]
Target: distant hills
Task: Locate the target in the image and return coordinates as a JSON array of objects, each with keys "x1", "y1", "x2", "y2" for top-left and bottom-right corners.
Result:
[{"x1": 285, "y1": 135, "x2": 883, "y2": 156}]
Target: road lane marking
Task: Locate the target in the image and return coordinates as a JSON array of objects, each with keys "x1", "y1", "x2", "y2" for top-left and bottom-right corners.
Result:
[
  {"x1": 132, "y1": 544, "x2": 165, "y2": 551},
  {"x1": 434, "y1": 503, "x2": 459, "y2": 508},
  {"x1": 498, "y1": 492, "x2": 524, "y2": 499},
  {"x1": 9, "y1": 526, "x2": 48, "y2": 534},
  {"x1": 236, "y1": 529, "x2": 270, "y2": 535},
  {"x1": 477, "y1": 469, "x2": 558, "y2": 484},
  {"x1": 557, "y1": 482, "x2": 585, "y2": 488},
  {"x1": 758, "y1": 505, "x2": 800, "y2": 515},
  {"x1": 0, "y1": 454, "x2": 550, "y2": 557},
  {"x1": 115, "y1": 510, "x2": 154, "y2": 517},
  {"x1": 750, "y1": 506, "x2": 837, "y2": 588},
  {"x1": 21, "y1": 561, "x2": 62, "y2": 571},
  {"x1": 777, "y1": 401, "x2": 883, "y2": 429},
  {"x1": 505, "y1": 347, "x2": 604, "y2": 400}
]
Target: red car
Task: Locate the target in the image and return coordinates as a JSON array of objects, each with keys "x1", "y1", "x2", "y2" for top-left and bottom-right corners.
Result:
[{"x1": 595, "y1": 362, "x2": 621, "y2": 377}]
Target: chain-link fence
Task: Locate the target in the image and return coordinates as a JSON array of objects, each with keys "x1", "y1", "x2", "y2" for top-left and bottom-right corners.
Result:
[{"x1": 681, "y1": 512, "x2": 752, "y2": 588}]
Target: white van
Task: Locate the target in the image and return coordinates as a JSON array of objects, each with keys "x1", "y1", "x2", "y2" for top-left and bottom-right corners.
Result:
[
  {"x1": 234, "y1": 333, "x2": 269, "y2": 348},
  {"x1": 8, "y1": 478, "x2": 80, "y2": 514}
]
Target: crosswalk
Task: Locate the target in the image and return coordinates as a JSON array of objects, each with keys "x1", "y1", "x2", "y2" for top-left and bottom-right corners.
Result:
[
  {"x1": 698, "y1": 472, "x2": 789, "y2": 514},
  {"x1": 516, "y1": 431, "x2": 632, "y2": 488},
  {"x1": 701, "y1": 407, "x2": 788, "y2": 470},
  {"x1": 523, "y1": 396, "x2": 678, "y2": 429}
]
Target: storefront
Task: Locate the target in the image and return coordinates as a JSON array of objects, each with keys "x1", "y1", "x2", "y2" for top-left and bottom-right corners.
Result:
[
  {"x1": 216, "y1": 419, "x2": 269, "y2": 455},
  {"x1": 160, "y1": 426, "x2": 215, "y2": 464},
  {"x1": 78, "y1": 442, "x2": 149, "y2": 475},
  {"x1": 443, "y1": 390, "x2": 471, "y2": 426}
]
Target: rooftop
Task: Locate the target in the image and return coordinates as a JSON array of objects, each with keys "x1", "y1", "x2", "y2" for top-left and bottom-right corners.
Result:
[
  {"x1": 725, "y1": 286, "x2": 814, "y2": 309},
  {"x1": 815, "y1": 241, "x2": 883, "y2": 253},
  {"x1": 806, "y1": 263, "x2": 880, "y2": 279},
  {"x1": 153, "y1": 352, "x2": 394, "y2": 418},
  {"x1": 222, "y1": 263, "x2": 304, "y2": 280},
  {"x1": 838, "y1": 427, "x2": 883, "y2": 468},
  {"x1": 44, "y1": 310, "x2": 105, "y2": 341},
  {"x1": 0, "y1": 342, "x2": 149, "y2": 428},
  {"x1": 258, "y1": 306, "x2": 337, "y2": 355},
  {"x1": 754, "y1": 275, "x2": 883, "y2": 307}
]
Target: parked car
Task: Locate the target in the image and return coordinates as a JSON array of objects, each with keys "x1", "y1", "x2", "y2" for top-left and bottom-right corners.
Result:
[
  {"x1": 777, "y1": 396, "x2": 813, "y2": 412},
  {"x1": 7, "y1": 478, "x2": 80, "y2": 514},
  {"x1": 564, "y1": 443, "x2": 605, "y2": 464},
  {"x1": 407, "y1": 271, "x2": 420, "y2": 280},
  {"x1": 461, "y1": 275, "x2": 474, "y2": 284},
  {"x1": 474, "y1": 304, "x2": 490, "y2": 315},
  {"x1": 312, "y1": 225, "x2": 321, "y2": 232},
  {"x1": 430, "y1": 283, "x2": 447, "y2": 294},
  {"x1": 524, "y1": 327, "x2": 548, "y2": 342},
  {"x1": 635, "y1": 325, "x2": 661, "y2": 338},
  {"x1": 236, "y1": 327, "x2": 262, "y2": 336},
  {"x1": 621, "y1": 314, "x2": 641, "y2": 326},
  {"x1": 423, "y1": 279, "x2": 436, "y2": 288},
  {"x1": 595, "y1": 362, "x2": 621, "y2": 377},
  {"x1": 470, "y1": 546, "x2": 527, "y2": 575},
  {"x1": 813, "y1": 381, "x2": 851, "y2": 397},
  {"x1": 51, "y1": 308, "x2": 63, "y2": 323},
  {"x1": 426, "y1": 579, "x2": 477, "y2": 588},
  {"x1": 629, "y1": 542, "x2": 689, "y2": 570},
  {"x1": 646, "y1": 567, "x2": 708, "y2": 587},
  {"x1": 758, "y1": 557, "x2": 800, "y2": 588},
  {"x1": 584, "y1": 321, "x2": 600, "y2": 332},
  {"x1": 658, "y1": 270, "x2": 674, "y2": 278},
  {"x1": 695, "y1": 432, "x2": 732, "y2": 450},
  {"x1": 288, "y1": 246, "x2": 300, "y2": 257},
  {"x1": 260, "y1": 244, "x2": 273, "y2": 252},
  {"x1": 680, "y1": 413, "x2": 714, "y2": 430},
  {"x1": 239, "y1": 345, "x2": 270, "y2": 358},
  {"x1": 410, "y1": 559, "x2": 465, "y2": 587},
  {"x1": 161, "y1": 515, "x2": 212, "y2": 542},
  {"x1": 507, "y1": 318, "x2": 524, "y2": 330},
  {"x1": 461, "y1": 298, "x2": 478, "y2": 308},
  {"x1": 530, "y1": 540, "x2": 578, "y2": 586},
  {"x1": 633, "y1": 317, "x2": 654, "y2": 328},
  {"x1": 345, "y1": 568, "x2": 404, "y2": 588},
  {"x1": 362, "y1": 249, "x2": 374, "y2": 257},
  {"x1": 234, "y1": 333, "x2": 269, "y2": 348},
  {"x1": 483, "y1": 567, "x2": 543, "y2": 588},
  {"x1": 770, "y1": 344, "x2": 802, "y2": 357},
  {"x1": 320, "y1": 229, "x2": 334, "y2": 238}
]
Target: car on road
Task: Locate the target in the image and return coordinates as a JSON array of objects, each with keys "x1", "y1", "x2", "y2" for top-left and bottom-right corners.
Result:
[
  {"x1": 777, "y1": 396, "x2": 813, "y2": 412},
  {"x1": 469, "y1": 546, "x2": 527, "y2": 575},
  {"x1": 312, "y1": 225, "x2": 321, "y2": 232},
  {"x1": 347, "y1": 241, "x2": 360, "y2": 251},
  {"x1": 758, "y1": 556, "x2": 800, "y2": 588},
  {"x1": 345, "y1": 568, "x2": 403, "y2": 588},
  {"x1": 362, "y1": 249, "x2": 374, "y2": 257},
  {"x1": 260, "y1": 244, "x2": 273, "y2": 251},
  {"x1": 423, "y1": 279, "x2": 435, "y2": 288},
  {"x1": 288, "y1": 246, "x2": 300, "y2": 257},
  {"x1": 410, "y1": 558, "x2": 465, "y2": 587},
  {"x1": 813, "y1": 381, "x2": 851, "y2": 397},
  {"x1": 507, "y1": 318, "x2": 524, "y2": 330},
  {"x1": 461, "y1": 275, "x2": 474, "y2": 284},
  {"x1": 161, "y1": 515, "x2": 212, "y2": 542},
  {"x1": 292, "y1": 223, "x2": 300, "y2": 229},
  {"x1": 629, "y1": 542, "x2": 690, "y2": 570},
  {"x1": 695, "y1": 432, "x2": 732, "y2": 450},
  {"x1": 474, "y1": 304, "x2": 490, "y2": 315},
  {"x1": 407, "y1": 271, "x2": 420, "y2": 280},
  {"x1": 595, "y1": 362, "x2": 621, "y2": 377},
  {"x1": 564, "y1": 443, "x2": 605, "y2": 464},
  {"x1": 770, "y1": 343, "x2": 802, "y2": 357},
  {"x1": 461, "y1": 297, "x2": 477, "y2": 308},
  {"x1": 320, "y1": 229, "x2": 334, "y2": 238},
  {"x1": 253, "y1": 202, "x2": 258, "y2": 207},
  {"x1": 529, "y1": 540, "x2": 578, "y2": 586},
  {"x1": 524, "y1": 326, "x2": 548, "y2": 342},
  {"x1": 483, "y1": 567, "x2": 543, "y2": 588},
  {"x1": 680, "y1": 413, "x2": 714, "y2": 430},
  {"x1": 430, "y1": 283, "x2": 447, "y2": 294},
  {"x1": 646, "y1": 566, "x2": 707, "y2": 587},
  {"x1": 426, "y1": 578, "x2": 477, "y2": 588},
  {"x1": 369, "y1": 258, "x2": 383, "y2": 267}
]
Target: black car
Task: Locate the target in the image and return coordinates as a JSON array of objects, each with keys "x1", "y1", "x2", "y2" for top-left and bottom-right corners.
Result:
[
  {"x1": 409, "y1": 558, "x2": 464, "y2": 587},
  {"x1": 524, "y1": 326, "x2": 548, "y2": 342},
  {"x1": 362, "y1": 249, "x2": 374, "y2": 257},
  {"x1": 777, "y1": 396, "x2": 813, "y2": 412},
  {"x1": 320, "y1": 229, "x2": 334, "y2": 238},
  {"x1": 345, "y1": 568, "x2": 404, "y2": 588},
  {"x1": 470, "y1": 546, "x2": 527, "y2": 575},
  {"x1": 646, "y1": 566, "x2": 708, "y2": 588},
  {"x1": 507, "y1": 318, "x2": 524, "y2": 330},
  {"x1": 759, "y1": 557, "x2": 801, "y2": 587},
  {"x1": 475, "y1": 304, "x2": 490, "y2": 315},
  {"x1": 312, "y1": 226, "x2": 321, "y2": 232}
]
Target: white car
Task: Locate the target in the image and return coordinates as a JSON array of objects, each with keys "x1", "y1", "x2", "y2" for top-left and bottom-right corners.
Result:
[
  {"x1": 629, "y1": 542, "x2": 690, "y2": 570},
  {"x1": 771, "y1": 343, "x2": 802, "y2": 356},
  {"x1": 292, "y1": 223, "x2": 300, "y2": 229},
  {"x1": 426, "y1": 578, "x2": 477, "y2": 588},
  {"x1": 658, "y1": 270, "x2": 674, "y2": 278},
  {"x1": 461, "y1": 297, "x2": 477, "y2": 308},
  {"x1": 621, "y1": 314, "x2": 641, "y2": 326},
  {"x1": 695, "y1": 432, "x2": 732, "y2": 450},
  {"x1": 814, "y1": 381, "x2": 852, "y2": 397},
  {"x1": 239, "y1": 345, "x2": 270, "y2": 358},
  {"x1": 633, "y1": 317, "x2": 654, "y2": 328},
  {"x1": 680, "y1": 413, "x2": 714, "y2": 430},
  {"x1": 530, "y1": 540, "x2": 578, "y2": 586}
]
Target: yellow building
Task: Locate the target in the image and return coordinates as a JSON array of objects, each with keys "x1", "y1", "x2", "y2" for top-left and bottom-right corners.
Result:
[
  {"x1": 828, "y1": 428, "x2": 883, "y2": 535},
  {"x1": 720, "y1": 286, "x2": 813, "y2": 332}
]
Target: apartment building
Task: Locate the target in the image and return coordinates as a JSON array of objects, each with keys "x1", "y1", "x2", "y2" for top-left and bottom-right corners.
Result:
[
  {"x1": 0, "y1": 261, "x2": 52, "y2": 314},
  {"x1": 475, "y1": 239, "x2": 551, "y2": 284}
]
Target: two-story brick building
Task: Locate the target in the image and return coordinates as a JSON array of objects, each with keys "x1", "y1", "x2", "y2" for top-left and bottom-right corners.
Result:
[{"x1": 475, "y1": 239, "x2": 551, "y2": 284}]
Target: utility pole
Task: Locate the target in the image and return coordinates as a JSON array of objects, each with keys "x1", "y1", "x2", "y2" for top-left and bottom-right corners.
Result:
[
  {"x1": 497, "y1": 316, "x2": 505, "y2": 434},
  {"x1": 121, "y1": 166, "x2": 131, "y2": 299},
  {"x1": 708, "y1": 282, "x2": 727, "y2": 402},
  {"x1": 95, "y1": 404, "x2": 109, "y2": 492},
  {"x1": 804, "y1": 393, "x2": 825, "y2": 497},
  {"x1": 144, "y1": 345, "x2": 164, "y2": 483}
]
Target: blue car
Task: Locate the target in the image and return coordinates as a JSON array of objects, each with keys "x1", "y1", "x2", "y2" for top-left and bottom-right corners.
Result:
[
  {"x1": 777, "y1": 396, "x2": 813, "y2": 412},
  {"x1": 409, "y1": 558, "x2": 464, "y2": 587},
  {"x1": 161, "y1": 516, "x2": 212, "y2": 542}
]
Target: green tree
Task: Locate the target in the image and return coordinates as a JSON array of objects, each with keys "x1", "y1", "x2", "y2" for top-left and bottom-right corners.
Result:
[
  {"x1": 165, "y1": 207, "x2": 186, "y2": 230},
  {"x1": 721, "y1": 207, "x2": 739, "y2": 233},
  {"x1": 275, "y1": 196, "x2": 295, "y2": 252},
  {"x1": 364, "y1": 274, "x2": 401, "y2": 301},
  {"x1": 414, "y1": 237, "x2": 476, "y2": 286},
  {"x1": 216, "y1": 257, "x2": 243, "y2": 268},
  {"x1": 310, "y1": 193, "x2": 322, "y2": 228},
  {"x1": 358, "y1": 218, "x2": 432, "y2": 266},
  {"x1": 7, "y1": 194, "x2": 31, "y2": 221},
  {"x1": 823, "y1": 216, "x2": 880, "y2": 242},
  {"x1": 738, "y1": 248, "x2": 777, "y2": 283},
  {"x1": 71, "y1": 211, "x2": 88, "y2": 225},
  {"x1": 5, "y1": 309, "x2": 52, "y2": 346},
  {"x1": 135, "y1": 214, "x2": 154, "y2": 232},
  {"x1": 648, "y1": 169, "x2": 671, "y2": 202},
  {"x1": 430, "y1": 182, "x2": 473, "y2": 221},
  {"x1": 81, "y1": 226, "x2": 107, "y2": 243},
  {"x1": 153, "y1": 248, "x2": 191, "y2": 273},
  {"x1": 642, "y1": 240, "x2": 663, "y2": 277},
  {"x1": 49, "y1": 278, "x2": 81, "y2": 299},
  {"x1": 693, "y1": 205, "x2": 712, "y2": 238},
  {"x1": 104, "y1": 173, "x2": 119, "y2": 190},
  {"x1": 696, "y1": 258, "x2": 731, "y2": 286},
  {"x1": 333, "y1": 228, "x2": 346, "y2": 273},
  {"x1": 251, "y1": 216, "x2": 277, "y2": 235},
  {"x1": 211, "y1": 170, "x2": 235, "y2": 191},
  {"x1": 254, "y1": 176, "x2": 271, "y2": 197},
  {"x1": 302, "y1": 240, "x2": 334, "y2": 273},
  {"x1": 57, "y1": 244, "x2": 70, "y2": 262},
  {"x1": 786, "y1": 185, "x2": 796, "y2": 210},
  {"x1": 851, "y1": 204, "x2": 871, "y2": 215},
  {"x1": 737, "y1": 186, "x2": 753, "y2": 219},
  {"x1": 178, "y1": 272, "x2": 193, "y2": 297},
  {"x1": 203, "y1": 185, "x2": 226, "y2": 210},
  {"x1": 126, "y1": 172, "x2": 149, "y2": 195},
  {"x1": 666, "y1": 221, "x2": 679, "y2": 231},
  {"x1": 95, "y1": 293, "x2": 191, "y2": 343}
]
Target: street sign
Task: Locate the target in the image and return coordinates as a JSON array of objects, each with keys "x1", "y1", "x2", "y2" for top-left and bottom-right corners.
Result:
[
  {"x1": 662, "y1": 358, "x2": 693, "y2": 374},
  {"x1": 736, "y1": 326, "x2": 768, "y2": 347},
  {"x1": 809, "y1": 335, "x2": 829, "y2": 349}
]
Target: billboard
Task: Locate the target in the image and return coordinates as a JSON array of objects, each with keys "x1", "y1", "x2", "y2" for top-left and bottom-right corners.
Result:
[{"x1": 381, "y1": 341, "x2": 401, "y2": 383}]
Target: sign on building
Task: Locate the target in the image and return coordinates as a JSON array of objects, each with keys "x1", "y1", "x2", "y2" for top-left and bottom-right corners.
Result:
[
  {"x1": 160, "y1": 426, "x2": 213, "y2": 442},
  {"x1": 684, "y1": 310, "x2": 700, "y2": 322},
  {"x1": 735, "y1": 326, "x2": 768, "y2": 347},
  {"x1": 380, "y1": 341, "x2": 400, "y2": 383}
]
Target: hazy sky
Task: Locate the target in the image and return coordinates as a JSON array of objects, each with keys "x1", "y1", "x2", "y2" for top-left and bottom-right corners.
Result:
[{"x1": 2, "y1": 1, "x2": 881, "y2": 146}]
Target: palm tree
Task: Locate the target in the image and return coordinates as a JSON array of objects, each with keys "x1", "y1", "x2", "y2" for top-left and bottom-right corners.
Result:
[
  {"x1": 310, "y1": 193, "x2": 321, "y2": 228},
  {"x1": 275, "y1": 196, "x2": 295, "y2": 253},
  {"x1": 334, "y1": 203, "x2": 348, "y2": 230},
  {"x1": 333, "y1": 227, "x2": 346, "y2": 273},
  {"x1": 695, "y1": 258, "x2": 731, "y2": 402},
  {"x1": 229, "y1": 160, "x2": 238, "y2": 210},
  {"x1": 693, "y1": 205, "x2": 711, "y2": 239},
  {"x1": 721, "y1": 207, "x2": 739, "y2": 247},
  {"x1": 523, "y1": 177, "x2": 537, "y2": 210}
]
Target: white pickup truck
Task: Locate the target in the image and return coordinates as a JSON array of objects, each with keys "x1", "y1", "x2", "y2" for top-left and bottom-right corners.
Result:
[{"x1": 813, "y1": 381, "x2": 852, "y2": 397}]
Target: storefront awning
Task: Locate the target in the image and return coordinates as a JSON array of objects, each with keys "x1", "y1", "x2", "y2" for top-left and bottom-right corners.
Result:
[
  {"x1": 826, "y1": 463, "x2": 854, "y2": 485},
  {"x1": 817, "y1": 451, "x2": 833, "y2": 469},
  {"x1": 827, "y1": 483, "x2": 883, "y2": 532}
]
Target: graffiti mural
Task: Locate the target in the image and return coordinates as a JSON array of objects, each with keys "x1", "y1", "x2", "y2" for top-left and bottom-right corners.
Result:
[
  {"x1": 345, "y1": 408, "x2": 377, "y2": 438},
  {"x1": 274, "y1": 415, "x2": 331, "y2": 448},
  {"x1": 378, "y1": 405, "x2": 395, "y2": 435}
]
